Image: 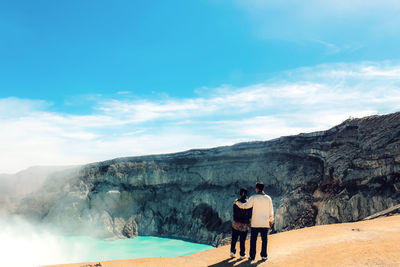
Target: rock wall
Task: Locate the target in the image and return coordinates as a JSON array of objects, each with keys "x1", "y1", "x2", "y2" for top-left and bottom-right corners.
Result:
[{"x1": 15, "y1": 112, "x2": 400, "y2": 246}]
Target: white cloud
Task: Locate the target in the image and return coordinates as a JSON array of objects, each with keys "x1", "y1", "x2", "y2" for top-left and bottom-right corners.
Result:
[
  {"x1": 0, "y1": 97, "x2": 50, "y2": 118},
  {"x1": 1, "y1": 61, "x2": 400, "y2": 173}
]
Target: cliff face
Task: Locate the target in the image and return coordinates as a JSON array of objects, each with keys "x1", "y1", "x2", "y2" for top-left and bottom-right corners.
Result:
[{"x1": 15, "y1": 112, "x2": 400, "y2": 246}]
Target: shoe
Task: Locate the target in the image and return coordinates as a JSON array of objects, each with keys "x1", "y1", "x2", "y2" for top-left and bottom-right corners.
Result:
[
  {"x1": 262, "y1": 256, "x2": 268, "y2": 260},
  {"x1": 240, "y1": 255, "x2": 247, "y2": 259},
  {"x1": 230, "y1": 252, "x2": 235, "y2": 258}
]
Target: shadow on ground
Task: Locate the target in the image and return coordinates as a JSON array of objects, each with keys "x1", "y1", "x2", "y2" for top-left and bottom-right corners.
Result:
[{"x1": 208, "y1": 257, "x2": 267, "y2": 267}]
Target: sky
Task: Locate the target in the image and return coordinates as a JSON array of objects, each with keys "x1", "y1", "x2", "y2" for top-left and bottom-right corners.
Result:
[{"x1": 1, "y1": 0, "x2": 400, "y2": 173}]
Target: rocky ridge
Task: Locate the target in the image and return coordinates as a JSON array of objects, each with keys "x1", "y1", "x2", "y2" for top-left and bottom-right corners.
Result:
[{"x1": 13, "y1": 112, "x2": 400, "y2": 246}]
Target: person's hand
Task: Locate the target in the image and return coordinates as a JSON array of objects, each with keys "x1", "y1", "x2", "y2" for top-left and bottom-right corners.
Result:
[
  {"x1": 269, "y1": 221, "x2": 273, "y2": 228},
  {"x1": 234, "y1": 200, "x2": 237, "y2": 204}
]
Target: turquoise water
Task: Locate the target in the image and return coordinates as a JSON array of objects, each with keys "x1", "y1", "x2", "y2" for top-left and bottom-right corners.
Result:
[{"x1": 60, "y1": 235, "x2": 213, "y2": 264}]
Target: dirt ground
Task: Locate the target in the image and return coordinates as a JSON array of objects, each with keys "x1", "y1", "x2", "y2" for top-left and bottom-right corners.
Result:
[{"x1": 47, "y1": 215, "x2": 400, "y2": 267}]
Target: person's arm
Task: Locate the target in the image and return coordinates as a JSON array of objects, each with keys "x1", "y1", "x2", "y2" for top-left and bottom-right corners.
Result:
[
  {"x1": 269, "y1": 198, "x2": 274, "y2": 227},
  {"x1": 234, "y1": 196, "x2": 254, "y2": 209}
]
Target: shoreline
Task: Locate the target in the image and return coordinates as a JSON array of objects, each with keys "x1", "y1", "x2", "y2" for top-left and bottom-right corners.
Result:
[{"x1": 45, "y1": 214, "x2": 400, "y2": 267}]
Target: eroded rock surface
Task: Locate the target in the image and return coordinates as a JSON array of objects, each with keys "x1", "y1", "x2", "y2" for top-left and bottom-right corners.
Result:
[{"x1": 13, "y1": 112, "x2": 400, "y2": 245}]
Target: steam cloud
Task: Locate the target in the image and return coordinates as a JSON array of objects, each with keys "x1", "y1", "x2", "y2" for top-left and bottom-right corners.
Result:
[{"x1": 0, "y1": 215, "x2": 87, "y2": 267}]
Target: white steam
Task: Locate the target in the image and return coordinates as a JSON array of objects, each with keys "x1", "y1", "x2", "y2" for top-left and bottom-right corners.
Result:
[{"x1": 0, "y1": 215, "x2": 86, "y2": 267}]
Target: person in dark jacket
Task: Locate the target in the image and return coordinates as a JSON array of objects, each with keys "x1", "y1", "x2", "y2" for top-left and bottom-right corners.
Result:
[{"x1": 230, "y1": 188, "x2": 252, "y2": 258}]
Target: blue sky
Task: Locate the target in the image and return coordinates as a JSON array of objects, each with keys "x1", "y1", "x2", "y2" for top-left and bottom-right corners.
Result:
[{"x1": 1, "y1": 0, "x2": 400, "y2": 173}]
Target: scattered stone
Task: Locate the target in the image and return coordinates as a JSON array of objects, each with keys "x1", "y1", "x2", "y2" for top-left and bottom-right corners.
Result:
[{"x1": 80, "y1": 263, "x2": 102, "y2": 267}]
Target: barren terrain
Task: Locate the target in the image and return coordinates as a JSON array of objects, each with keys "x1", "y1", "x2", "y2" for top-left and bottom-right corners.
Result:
[{"x1": 47, "y1": 214, "x2": 400, "y2": 267}]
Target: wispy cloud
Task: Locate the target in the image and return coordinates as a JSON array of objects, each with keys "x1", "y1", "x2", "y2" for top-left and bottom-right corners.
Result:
[
  {"x1": 1, "y1": 62, "x2": 400, "y2": 173},
  {"x1": 233, "y1": 0, "x2": 400, "y2": 52}
]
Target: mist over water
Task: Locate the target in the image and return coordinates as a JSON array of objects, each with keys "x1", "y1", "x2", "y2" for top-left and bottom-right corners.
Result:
[
  {"x1": 0, "y1": 215, "x2": 213, "y2": 267},
  {"x1": 60, "y1": 235, "x2": 213, "y2": 263},
  {"x1": 0, "y1": 166, "x2": 212, "y2": 266},
  {"x1": 0, "y1": 215, "x2": 78, "y2": 267}
]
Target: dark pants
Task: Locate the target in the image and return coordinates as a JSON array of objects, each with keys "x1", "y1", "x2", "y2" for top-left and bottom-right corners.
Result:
[
  {"x1": 230, "y1": 227, "x2": 248, "y2": 256},
  {"x1": 249, "y1": 227, "x2": 269, "y2": 259}
]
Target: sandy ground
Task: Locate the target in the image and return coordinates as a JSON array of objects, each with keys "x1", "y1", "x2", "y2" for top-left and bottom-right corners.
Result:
[{"x1": 47, "y1": 215, "x2": 400, "y2": 267}]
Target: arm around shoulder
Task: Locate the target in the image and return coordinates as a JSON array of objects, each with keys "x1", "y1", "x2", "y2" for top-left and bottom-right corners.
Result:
[{"x1": 235, "y1": 196, "x2": 254, "y2": 209}]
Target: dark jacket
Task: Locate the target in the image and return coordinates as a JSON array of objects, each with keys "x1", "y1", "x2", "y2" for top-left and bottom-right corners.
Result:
[{"x1": 233, "y1": 198, "x2": 252, "y2": 224}]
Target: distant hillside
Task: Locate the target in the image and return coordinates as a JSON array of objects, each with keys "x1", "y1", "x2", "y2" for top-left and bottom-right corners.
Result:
[
  {"x1": 11, "y1": 112, "x2": 400, "y2": 246},
  {"x1": 0, "y1": 166, "x2": 78, "y2": 212}
]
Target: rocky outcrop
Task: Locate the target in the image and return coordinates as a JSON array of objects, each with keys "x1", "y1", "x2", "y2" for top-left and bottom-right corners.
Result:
[
  {"x1": 14, "y1": 112, "x2": 400, "y2": 246},
  {"x1": 362, "y1": 203, "x2": 400, "y2": 220}
]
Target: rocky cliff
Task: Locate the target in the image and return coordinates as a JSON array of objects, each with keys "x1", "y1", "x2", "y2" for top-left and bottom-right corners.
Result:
[{"x1": 14, "y1": 112, "x2": 400, "y2": 246}]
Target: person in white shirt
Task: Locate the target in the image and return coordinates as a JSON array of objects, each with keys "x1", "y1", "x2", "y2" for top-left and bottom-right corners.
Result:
[{"x1": 234, "y1": 182, "x2": 274, "y2": 261}]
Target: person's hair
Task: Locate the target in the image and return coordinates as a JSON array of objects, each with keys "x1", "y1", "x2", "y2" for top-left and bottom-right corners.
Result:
[
  {"x1": 239, "y1": 188, "x2": 248, "y2": 199},
  {"x1": 256, "y1": 182, "x2": 264, "y2": 191}
]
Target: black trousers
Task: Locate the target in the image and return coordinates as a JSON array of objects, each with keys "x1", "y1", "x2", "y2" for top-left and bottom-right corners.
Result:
[
  {"x1": 230, "y1": 227, "x2": 248, "y2": 256},
  {"x1": 249, "y1": 227, "x2": 269, "y2": 259}
]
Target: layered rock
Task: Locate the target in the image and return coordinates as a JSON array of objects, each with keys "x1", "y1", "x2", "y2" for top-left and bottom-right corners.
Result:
[{"x1": 13, "y1": 112, "x2": 400, "y2": 245}]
